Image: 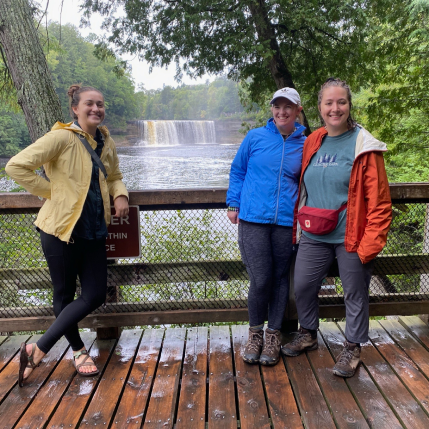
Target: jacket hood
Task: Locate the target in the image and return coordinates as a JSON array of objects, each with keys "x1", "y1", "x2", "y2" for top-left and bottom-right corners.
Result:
[
  {"x1": 355, "y1": 125, "x2": 387, "y2": 156},
  {"x1": 310, "y1": 125, "x2": 387, "y2": 158},
  {"x1": 51, "y1": 121, "x2": 110, "y2": 138},
  {"x1": 266, "y1": 118, "x2": 306, "y2": 138}
]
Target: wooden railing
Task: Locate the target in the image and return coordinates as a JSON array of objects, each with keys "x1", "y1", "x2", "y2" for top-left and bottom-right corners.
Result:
[{"x1": 1, "y1": 183, "x2": 429, "y2": 334}]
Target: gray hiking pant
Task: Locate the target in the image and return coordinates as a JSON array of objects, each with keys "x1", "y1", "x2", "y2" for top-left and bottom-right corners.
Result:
[
  {"x1": 294, "y1": 234, "x2": 374, "y2": 344},
  {"x1": 238, "y1": 220, "x2": 294, "y2": 331}
]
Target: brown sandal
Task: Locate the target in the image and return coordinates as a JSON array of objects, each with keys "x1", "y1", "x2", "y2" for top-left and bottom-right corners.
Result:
[
  {"x1": 73, "y1": 349, "x2": 99, "y2": 377},
  {"x1": 19, "y1": 343, "x2": 38, "y2": 387}
]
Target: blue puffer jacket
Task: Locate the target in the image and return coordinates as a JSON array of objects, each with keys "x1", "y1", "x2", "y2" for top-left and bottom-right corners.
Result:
[{"x1": 227, "y1": 118, "x2": 306, "y2": 226}]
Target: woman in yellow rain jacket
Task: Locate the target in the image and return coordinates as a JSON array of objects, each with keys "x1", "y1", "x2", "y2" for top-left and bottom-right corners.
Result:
[{"x1": 6, "y1": 84, "x2": 129, "y2": 385}]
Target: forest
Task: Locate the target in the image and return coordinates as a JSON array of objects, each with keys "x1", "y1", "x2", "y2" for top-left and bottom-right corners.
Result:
[{"x1": 0, "y1": 0, "x2": 428, "y2": 183}]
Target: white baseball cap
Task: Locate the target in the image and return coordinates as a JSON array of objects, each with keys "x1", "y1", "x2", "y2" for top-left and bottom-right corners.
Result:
[{"x1": 270, "y1": 87, "x2": 301, "y2": 106}]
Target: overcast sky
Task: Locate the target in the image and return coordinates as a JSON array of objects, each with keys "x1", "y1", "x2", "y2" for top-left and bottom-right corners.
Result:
[{"x1": 44, "y1": 0, "x2": 211, "y2": 91}]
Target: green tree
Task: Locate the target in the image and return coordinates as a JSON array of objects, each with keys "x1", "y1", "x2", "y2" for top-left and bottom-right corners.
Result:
[
  {"x1": 354, "y1": 0, "x2": 429, "y2": 182},
  {"x1": 81, "y1": 0, "x2": 381, "y2": 132},
  {"x1": 45, "y1": 23, "x2": 139, "y2": 130},
  {"x1": 364, "y1": 1, "x2": 429, "y2": 137}
]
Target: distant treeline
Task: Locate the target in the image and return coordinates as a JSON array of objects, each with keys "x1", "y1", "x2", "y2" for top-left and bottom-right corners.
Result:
[{"x1": 138, "y1": 77, "x2": 257, "y2": 121}]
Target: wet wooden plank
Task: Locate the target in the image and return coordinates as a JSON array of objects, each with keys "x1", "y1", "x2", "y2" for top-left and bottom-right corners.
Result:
[
  {"x1": 306, "y1": 332, "x2": 369, "y2": 428},
  {"x1": 0, "y1": 336, "x2": 68, "y2": 428},
  {"x1": 338, "y1": 321, "x2": 429, "y2": 429},
  {"x1": 0, "y1": 334, "x2": 30, "y2": 372},
  {"x1": 231, "y1": 325, "x2": 270, "y2": 429},
  {"x1": 176, "y1": 327, "x2": 208, "y2": 429},
  {"x1": 14, "y1": 332, "x2": 96, "y2": 429},
  {"x1": 399, "y1": 315, "x2": 429, "y2": 348},
  {"x1": 144, "y1": 327, "x2": 186, "y2": 429},
  {"x1": 261, "y1": 358, "x2": 302, "y2": 428},
  {"x1": 113, "y1": 328, "x2": 164, "y2": 427},
  {"x1": 385, "y1": 318, "x2": 429, "y2": 376},
  {"x1": 0, "y1": 334, "x2": 42, "y2": 402},
  {"x1": 369, "y1": 320, "x2": 429, "y2": 415},
  {"x1": 284, "y1": 338, "x2": 336, "y2": 429},
  {"x1": 46, "y1": 338, "x2": 116, "y2": 429},
  {"x1": 319, "y1": 323, "x2": 402, "y2": 429},
  {"x1": 208, "y1": 325, "x2": 237, "y2": 429},
  {"x1": 79, "y1": 330, "x2": 142, "y2": 427}
]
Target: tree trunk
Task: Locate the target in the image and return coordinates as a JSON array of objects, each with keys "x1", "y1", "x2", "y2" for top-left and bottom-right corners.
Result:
[
  {"x1": 0, "y1": 0, "x2": 64, "y2": 142},
  {"x1": 248, "y1": 0, "x2": 311, "y2": 134}
]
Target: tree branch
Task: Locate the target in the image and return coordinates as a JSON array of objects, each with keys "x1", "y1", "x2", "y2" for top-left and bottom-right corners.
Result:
[
  {"x1": 162, "y1": 0, "x2": 241, "y2": 13},
  {"x1": 36, "y1": 0, "x2": 49, "y2": 30},
  {"x1": 313, "y1": 26, "x2": 351, "y2": 44}
]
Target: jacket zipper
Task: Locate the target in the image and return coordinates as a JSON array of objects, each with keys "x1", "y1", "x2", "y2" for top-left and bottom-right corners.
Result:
[{"x1": 274, "y1": 135, "x2": 287, "y2": 224}]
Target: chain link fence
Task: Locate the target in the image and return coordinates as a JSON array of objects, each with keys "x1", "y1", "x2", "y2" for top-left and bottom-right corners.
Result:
[{"x1": 1, "y1": 200, "x2": 429, "y2": 319}]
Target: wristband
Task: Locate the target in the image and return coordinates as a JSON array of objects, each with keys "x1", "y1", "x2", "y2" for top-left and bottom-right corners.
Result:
[{"x1": 227, "y1": 207, "x2": 239, "y2": 212}]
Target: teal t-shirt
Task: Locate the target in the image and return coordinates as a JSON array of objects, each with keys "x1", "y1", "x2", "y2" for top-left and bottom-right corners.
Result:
[{"x1": 302, "y1": 127, "x2": 358, "y2": 243}]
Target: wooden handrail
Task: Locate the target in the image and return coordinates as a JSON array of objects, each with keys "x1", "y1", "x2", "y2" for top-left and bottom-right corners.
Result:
[{"x1": 2, "y1": 183, "x2": 429, "y2": 211}]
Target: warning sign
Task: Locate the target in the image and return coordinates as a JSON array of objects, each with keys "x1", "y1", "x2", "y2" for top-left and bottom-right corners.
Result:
[{"x1": 106, "y1": 205, "x2": 141, "y2": 259}]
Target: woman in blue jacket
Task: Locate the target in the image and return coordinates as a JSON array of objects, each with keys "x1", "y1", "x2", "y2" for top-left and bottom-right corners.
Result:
[{"x1": 227, "y1": 87, "x2": 306, "y2": 365}]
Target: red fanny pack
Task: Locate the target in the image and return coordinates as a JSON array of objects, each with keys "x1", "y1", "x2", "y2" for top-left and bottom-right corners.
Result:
[{"x1": 297, "y1": 204, "x2": 347, "y2": 235}]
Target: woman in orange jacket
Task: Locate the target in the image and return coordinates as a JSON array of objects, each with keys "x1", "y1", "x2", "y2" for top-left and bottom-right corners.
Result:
[{"x1": 282, "y1": 78, "x2": 392, "y2": 378}]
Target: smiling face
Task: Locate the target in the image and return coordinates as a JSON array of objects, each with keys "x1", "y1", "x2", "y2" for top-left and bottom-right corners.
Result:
[
  {"x1": 318, "y1": 86, "x2": 350, "y2": 136},
  {"x1": 270, "y1": 98, "x2": 302, "y2": 134},
  {"x1": 72, "y1": 90, "x2": 105, "y2": 135}
]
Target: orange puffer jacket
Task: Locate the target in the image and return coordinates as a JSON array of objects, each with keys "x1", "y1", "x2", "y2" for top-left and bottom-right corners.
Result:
[{"x1": 292, "y1": 126, "x2": 392, "y2": 264}]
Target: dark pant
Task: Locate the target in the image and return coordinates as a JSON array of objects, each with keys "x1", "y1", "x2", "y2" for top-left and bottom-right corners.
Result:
[
  {"x1": 37, "y1": 231, "x2": 107, "y2": 354},
  {"x1": 294, "y1": 234, "x2": 374, "y2": 344},
  {"x1": 238, "y1": 220, "x2": 294, "y2": 331}
]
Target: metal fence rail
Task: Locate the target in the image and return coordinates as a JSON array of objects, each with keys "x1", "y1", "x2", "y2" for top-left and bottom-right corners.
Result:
[{"x1": 1, "y1": 185, "x2": 429, "y2": 331}]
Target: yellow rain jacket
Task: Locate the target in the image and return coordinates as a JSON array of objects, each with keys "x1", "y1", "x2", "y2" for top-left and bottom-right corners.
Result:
[{"x1": 5, "y1": 122, "x2": 128, "y2": 242}]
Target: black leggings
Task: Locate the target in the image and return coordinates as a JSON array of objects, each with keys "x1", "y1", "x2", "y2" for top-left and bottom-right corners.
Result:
[
  {"x1": 238, "y1": 220, "x2": 294, "y2": 331},
  {"x1": 37, "y1": 231, "x2": 107, "y2": 354}
]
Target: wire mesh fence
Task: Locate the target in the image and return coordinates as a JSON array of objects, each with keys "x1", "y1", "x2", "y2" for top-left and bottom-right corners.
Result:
[{"x1": 1, "y1": 200, "x2": 429, "y2": 319}]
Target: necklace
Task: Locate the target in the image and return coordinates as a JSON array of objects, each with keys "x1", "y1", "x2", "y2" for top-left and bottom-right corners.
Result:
[{"x1": 281, "y1": 127, "x2": 296, "y2": 141}]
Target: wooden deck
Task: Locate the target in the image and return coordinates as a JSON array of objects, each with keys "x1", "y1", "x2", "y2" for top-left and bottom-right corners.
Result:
[{"x1": 1, "y1": 317, "x2": 429, "y2": 428}]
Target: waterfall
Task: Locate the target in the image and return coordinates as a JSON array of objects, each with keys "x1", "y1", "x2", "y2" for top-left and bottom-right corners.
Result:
[{"x1": 138, "y1": 120, "x2": 216, "y2": 146}]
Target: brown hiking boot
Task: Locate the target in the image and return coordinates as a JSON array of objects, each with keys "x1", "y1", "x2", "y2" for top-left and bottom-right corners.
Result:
[
  {"x1": 333, "y1": 342, "x2": 361, "y2": 378},
  {"x1": 243, "y1": 328, "x2": 264, "y2": 364},
  {"x1": 260, "y1": 329, "x2": 281, "y2": 366},
  {"x1": 281, "y1": 327, "x2": 318, "y2": 357}
]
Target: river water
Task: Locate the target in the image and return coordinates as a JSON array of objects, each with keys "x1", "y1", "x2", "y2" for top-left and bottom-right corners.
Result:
[
  {"x1": 0, "y1": 142, "x2": 240, "y2": 191},
  {"x1": 118, "y1": 142, "x2": 238, "y2": 190}
]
